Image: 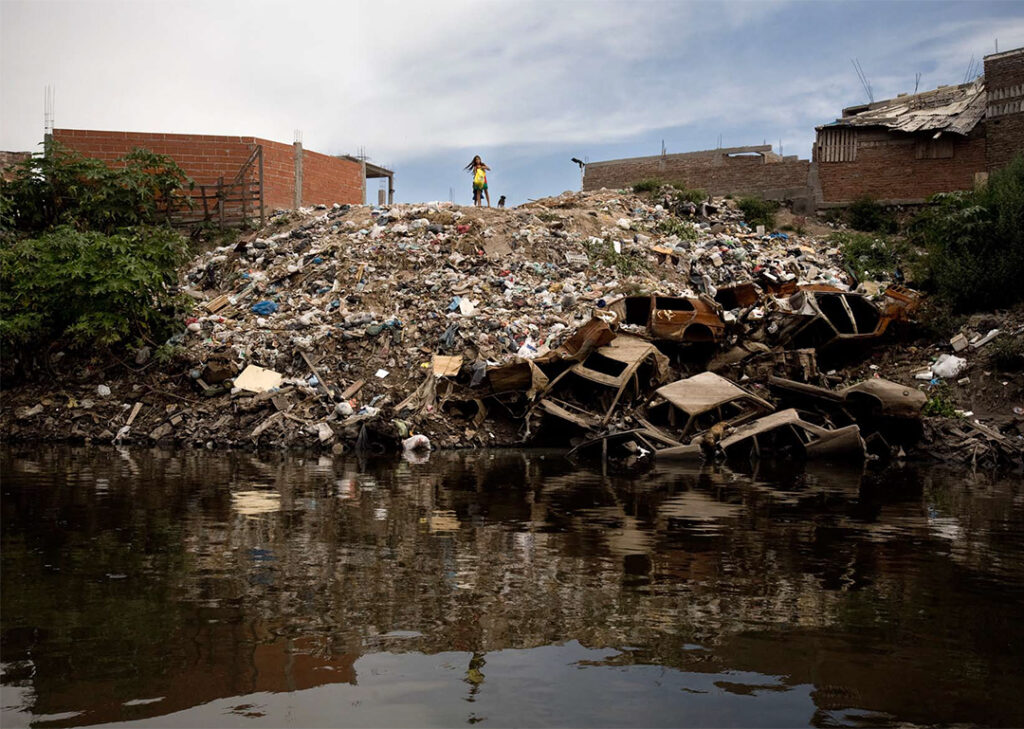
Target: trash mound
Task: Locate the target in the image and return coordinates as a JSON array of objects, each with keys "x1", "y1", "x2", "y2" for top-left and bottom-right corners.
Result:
[{"x1": 3, "y1": 188, "x2": 1022, "y2": 468}]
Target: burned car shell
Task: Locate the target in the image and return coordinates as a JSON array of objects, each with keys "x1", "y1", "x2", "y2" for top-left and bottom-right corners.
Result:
[
  {"x1": 774, "y1": 285, "x2": 921, "y2": 351},
  {"x1": 720, "y1": 408, "x2": 866, "y2": 461},
  {"x1": 642, "y1": 371, "x2": 774, "y2": 442},
  {"x1": 604, "y1": 294, "x2": 725, "y2": 343},
  {"x1": 535, "y1": 335, "x2": 669, "y2": 429},
  {"x1": 768, "y1": 376, "x2": 926, "y2": 420}
]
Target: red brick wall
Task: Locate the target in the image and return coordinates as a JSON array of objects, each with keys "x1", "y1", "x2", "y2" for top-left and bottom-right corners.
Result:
[
  {"x1": 984, "y1": 48, "x2": 1024, "y2": 171},
  {"x1": 302, "y1": 148, "x2": 363, "y2": 208},
  {"x1": 817, "y1": 129, "x2": 987, "y2": 203},
  {"x1": 583, "y1": 148, "x2": 811, "y2": 199},
  {"x1": 52, "y1": 129, "x2": 366, "y2": 212},
  {"x1": 254, "y1": 138, "x2": 298, "y2": 210}
]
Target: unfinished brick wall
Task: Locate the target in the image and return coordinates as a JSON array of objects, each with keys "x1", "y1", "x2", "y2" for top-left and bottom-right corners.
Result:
[
  {"x1": 302, "y1": 148, "x2": 363, "y2": 209},
  {"x1": 52, "y1": 129, "x2": 366, "y2": 212},
  {"x1": 984, "y1": 48, "x2": 1024, "y2": 171},
  {"x1": 817, "y1": 129, "x2": 987, "y2": 203},
  {"x1": 583, "y1": 147, "x2": 811, "y2": 199}
]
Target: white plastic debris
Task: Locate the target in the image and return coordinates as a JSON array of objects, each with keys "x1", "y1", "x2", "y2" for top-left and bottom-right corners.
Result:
[
  {"x1": 402, "y1": 434, "x2": 431, "y2": 452},
  {"x1": 96, "y1": 384, "x2": 111, "y2": 398},
  {"x1": 932, "y1": 354, "x2": 967, "y2": 379}
]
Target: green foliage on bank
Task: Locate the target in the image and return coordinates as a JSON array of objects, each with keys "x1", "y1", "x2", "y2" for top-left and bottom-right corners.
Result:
[
  {"x1": 736, "y1": 197, "x2": 779, "y2": 230},
  {"x1": 1, "y1": 143, "x2": 193, "y2": 353},
  {"x1": 832, "y1": 231, "x2": 917, "y2": 282},
  {"x1": 847, "y1": 195, "x2": 898, "y2": 233},
  {"x1": 908, "y1": 154, "x2": 1024, "y2": 312}
]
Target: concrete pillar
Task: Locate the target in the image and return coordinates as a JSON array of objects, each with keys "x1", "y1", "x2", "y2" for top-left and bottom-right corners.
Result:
[
  {"x1": 293, "y1": 141, "x2": 303, "y2": 209},
  {"x1": 360, "y1": 159, "x2": 367, "y2": 205},
  {"x1": 388, "y1": 174, "x2": 394, "y2": 205}
]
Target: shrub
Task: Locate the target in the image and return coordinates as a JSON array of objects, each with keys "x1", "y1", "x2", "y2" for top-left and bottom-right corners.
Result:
[
  {"x1": 656, "y1": 217, "x2": 698, "y2": 240},
  {"x1": 669, "y1": 183, "x2": 707, "y2": 205},
  {"x1": 908, "y1": 154, "x2": 1024, "y2": 312},
  {"x1": 831, "y1": 231, "x2": 917, "y2": 281},
  {"x1": 582, "y1": 238, "x2": 649, "y2": 276},
  {"x1": 632, "y1": 179, "x2": 663, "y2": 194},
  {"x1": 847, "y1": 195, "x2": 897, "y2": 233},
  {"x1": 923, "y1": 384, "x2": 959, "y2": 418},
  {"x1": 0, "y1": 143, "x2": 194, "y2": 356},
  {"x1": 988, "y1": 335, "x2": 1024, "y2": 371},
  {"x1": 736, "y1": 197, "x2": 779, "y2": 229},
  {"x1": 1, "y1": 142, "x2": 193, "y2": 234},
  {"x1": 1, "y1": 225, "x2": 190, "y2": 349}
]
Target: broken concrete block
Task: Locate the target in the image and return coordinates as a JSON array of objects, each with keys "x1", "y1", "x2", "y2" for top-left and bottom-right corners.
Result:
[{"x1": 950, "y1": 333, "x2": 969, "y2": 352}]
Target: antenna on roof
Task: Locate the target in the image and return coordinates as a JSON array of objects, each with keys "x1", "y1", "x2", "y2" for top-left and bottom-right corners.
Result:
[
  {"x1": 962, "y1": 54, "x2": 978, "y2": 84},
  {"x1": 995, "y1": 38, "x2": 998, "y2": 53},
  {"x1": 851, "y1": 59, "x2": 874, "y2": 103},
  {"x1": 914, "y1": 72, "x2": 921, "y2": 94}
]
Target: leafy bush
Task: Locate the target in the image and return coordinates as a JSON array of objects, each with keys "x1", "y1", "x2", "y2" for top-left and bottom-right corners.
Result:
[
  {"x1": 1, "y1": 142, "x2": 193, "y2": 234},
  {"x1": 847, "y1": 195, "x2": 897, "y2": 233},
  {"x1": 923, "y1": 385, "x2": 959, "y2": 418},
  {"x1": 908, "y1": 154, "x2": 1024, "y2": 312},
  {"x1": 669, "y1": 184, "x2": 707, "y2": 205},
  {"x1": 632, "y1": 179, "x2": 663, "y2": 194},
  {"x1": 831, "y1": 231, "x2": 917, "y2": 281},
  {"x1": 736, "y1": 197, "x2": 779, "y2": 229},
  {"x1": 656, "y1": 217, "x2": 698, "y2": 240},
  {"x1": 1, "y1": 143, "x2": 194, "y2": 356},
  {"x1": 582, "y1": 238, "x2": 649, "y2": 276},
  {"x1": 988, "y1": 335, "x2": 1024, "y2": 371},
  {"x1": 1, "y1": 226, "x2": 189, "y2": 348}
]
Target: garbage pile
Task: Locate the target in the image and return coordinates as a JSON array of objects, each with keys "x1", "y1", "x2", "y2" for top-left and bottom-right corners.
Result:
[{"x1": 5, "y1": 188, "x2": 1022, "y2": 468}]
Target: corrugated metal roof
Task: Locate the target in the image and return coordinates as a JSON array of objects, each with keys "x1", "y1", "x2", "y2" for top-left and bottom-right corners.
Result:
[{"x1": 819, "y1": 80, "x2": 986, "y2": 136}]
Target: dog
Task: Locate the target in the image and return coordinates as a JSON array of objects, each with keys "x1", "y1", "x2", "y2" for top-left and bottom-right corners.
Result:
[{"x1": 497, "y1": 195, "x2": 506, "y2": 209}]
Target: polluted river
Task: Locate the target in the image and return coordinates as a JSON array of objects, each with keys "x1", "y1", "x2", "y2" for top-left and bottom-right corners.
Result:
[{"x1": 2, "y1": 446, "x2": 1023, "y2": 728}]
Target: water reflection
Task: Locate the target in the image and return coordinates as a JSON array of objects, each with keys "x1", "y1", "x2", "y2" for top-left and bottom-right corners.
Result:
[{"x1": 2, "y1": 447, "x2": 1023, "y2": 727}]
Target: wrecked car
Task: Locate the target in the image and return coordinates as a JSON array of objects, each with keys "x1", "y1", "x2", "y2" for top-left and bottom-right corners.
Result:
[
  {"x1": 532, "y1": 335, "x2": 669, "y2": 430},
  {"x1": 768, "y1": 375, "x2": 926, "y2": 447},
  {"x1": 720, "y1": 408, "x2": 865, "y2": 462},
  {"x1": 773, "y1": 285, "x2": 920, "y2": 351},
  {"x1": 602, "y1": 294, "x2": 725, "y2": 343},
  {"x1": 640, "y1": 371, "x2": 773, "y2": 443}
]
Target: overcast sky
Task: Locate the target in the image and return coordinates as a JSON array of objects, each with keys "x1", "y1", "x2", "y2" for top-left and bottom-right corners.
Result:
[{"x1": 2, "y1": 0, "x2": 1022, "y2": 205}]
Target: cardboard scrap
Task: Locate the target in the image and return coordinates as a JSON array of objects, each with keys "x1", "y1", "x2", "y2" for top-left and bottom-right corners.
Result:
[
  {"x1": 433, "y1": 354, "x2": 463, "y2": 378},
  {"x1": 235, "y1": 365, "x2": 284, "y2": 393}
]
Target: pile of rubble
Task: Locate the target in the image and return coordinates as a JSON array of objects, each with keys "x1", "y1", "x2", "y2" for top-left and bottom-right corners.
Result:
[{"x1": 5, "y1": 188, "x2": 1023, "y2": 468}]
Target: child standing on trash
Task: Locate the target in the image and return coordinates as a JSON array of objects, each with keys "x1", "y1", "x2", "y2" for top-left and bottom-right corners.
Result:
[{"x1": 465, "y1": 156, "x2": 491, "y2": 207}]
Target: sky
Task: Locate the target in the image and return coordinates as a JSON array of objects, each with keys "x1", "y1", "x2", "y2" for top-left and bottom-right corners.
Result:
[{"x1": 2, "y1": 0, "x2": 1023, "y2": 206}]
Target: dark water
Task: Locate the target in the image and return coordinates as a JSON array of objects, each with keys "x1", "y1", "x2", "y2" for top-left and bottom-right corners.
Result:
[{"x1": 2, "y1": 447, "x2": 1023, "y2": 728}]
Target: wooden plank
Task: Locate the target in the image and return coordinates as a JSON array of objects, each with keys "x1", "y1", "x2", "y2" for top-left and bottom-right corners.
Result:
[{"x1": 340, "y1": 379, "x2": 365, "y2": 399}]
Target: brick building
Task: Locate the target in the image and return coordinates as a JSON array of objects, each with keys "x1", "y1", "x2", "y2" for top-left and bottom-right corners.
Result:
[
  {"x1": 583, "y1": 46, "x2": 1023, "y2": 210},
  {"x1": 582, "y1": 145, "x2": 812, "y2": 207},
  {"x1": 814, "y1": 46, "x2": 1024, "y2": 204},
  {"x1": 49, "y1": 129, "x2": 393, "y2": 223}
]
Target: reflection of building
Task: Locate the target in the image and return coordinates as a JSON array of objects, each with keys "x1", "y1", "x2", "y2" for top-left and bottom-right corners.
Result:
[{"x1": 3, "y1": 449, "x2": 1023, "y2": 726}]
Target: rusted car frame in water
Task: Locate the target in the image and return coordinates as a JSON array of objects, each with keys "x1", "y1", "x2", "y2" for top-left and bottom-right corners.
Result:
[
  {"x1": 720, "y1": 408, "x2": 865, "y2": 462},
  {"x1": 534, "y1": 335, "x2": 669, "y2": 430}
]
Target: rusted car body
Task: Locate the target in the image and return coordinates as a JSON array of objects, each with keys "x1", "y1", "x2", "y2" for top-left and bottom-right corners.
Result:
[
  {"x1": 720, "y1": 409, "x2": 865, "y2": 461},
  {"x1": 769, "y1": 376, "x2": 926, "y2": 420},
  {"x1": 774, "y1": 285, "x2": 921, "y2": 351},
  {"x1": 641, "y1": 371, "x2": 773, "y2": 442},
  {"x1": 534, "y1": 335, "x2": 669, "y2": 429},
  {"x1": 604, "y1": 294, "x2": 725, "y2": 343}
]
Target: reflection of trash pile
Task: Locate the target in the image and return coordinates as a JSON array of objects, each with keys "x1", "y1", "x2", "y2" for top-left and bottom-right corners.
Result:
[{"x1": 40, "y1": 188, "x2": 1016, "y2": 468}]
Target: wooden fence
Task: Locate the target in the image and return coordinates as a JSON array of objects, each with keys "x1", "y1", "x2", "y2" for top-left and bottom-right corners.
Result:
[{"x1": 168, "y1": 145, "x2": 265, "y2": 228}]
